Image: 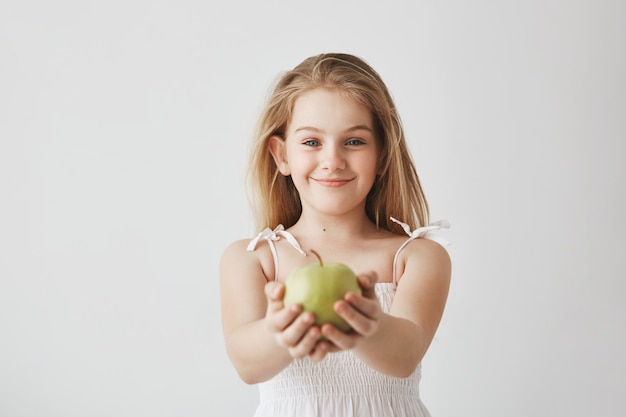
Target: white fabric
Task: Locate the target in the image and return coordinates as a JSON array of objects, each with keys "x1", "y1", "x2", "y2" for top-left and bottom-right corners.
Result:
[
  {"x1": 247, "y1": 224, "x2": 307, "y2": 281},
  {"x1": 253, "y1": 283, "x2": 432, "y2": 417},
  {"x1": 247, "y1": 218, "x2": 449, "y2": 417}
]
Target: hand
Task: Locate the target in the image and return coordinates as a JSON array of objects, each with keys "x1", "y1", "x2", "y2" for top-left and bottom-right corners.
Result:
[
  {"x1": 264, "y1": 281, "x2": 328, "y2": 360},
  {"x1": 318, "y1": 272, "x2": 382, "y2": 351}
]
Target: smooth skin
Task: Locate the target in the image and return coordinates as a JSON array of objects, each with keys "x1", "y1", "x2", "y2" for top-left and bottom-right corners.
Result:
[{"x1": 220, "y1": 88, "x2": 451, "y2": 384}]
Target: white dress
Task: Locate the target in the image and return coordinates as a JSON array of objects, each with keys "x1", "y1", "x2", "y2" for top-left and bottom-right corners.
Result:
[{"x1": 246, "y1": 218, "x2": 449, "y2": 417}]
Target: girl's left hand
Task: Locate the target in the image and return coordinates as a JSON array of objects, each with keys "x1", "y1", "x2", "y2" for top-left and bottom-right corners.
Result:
[{"x1": 315, "y1": 272, "x2": 382, "y2": 353}]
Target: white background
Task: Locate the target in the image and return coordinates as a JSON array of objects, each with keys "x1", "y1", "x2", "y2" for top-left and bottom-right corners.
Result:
[{"x1": 1, "y1": 1, "x2": 625, "y2": 416}]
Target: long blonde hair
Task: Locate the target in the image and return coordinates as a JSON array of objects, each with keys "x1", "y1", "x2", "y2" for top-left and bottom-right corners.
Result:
[{"x1": 247, "y1": 53, "x2": 429, "y2": 234}]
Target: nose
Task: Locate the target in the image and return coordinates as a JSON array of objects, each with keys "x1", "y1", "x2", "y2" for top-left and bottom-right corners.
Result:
[{"x1": 320, "y1": 144, "x2": 346, "y2": 172}]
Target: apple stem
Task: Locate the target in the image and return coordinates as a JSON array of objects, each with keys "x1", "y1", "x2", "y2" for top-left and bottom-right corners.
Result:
[{"x1": 310, "y1": 249, "x2": 323, "y2": 267}]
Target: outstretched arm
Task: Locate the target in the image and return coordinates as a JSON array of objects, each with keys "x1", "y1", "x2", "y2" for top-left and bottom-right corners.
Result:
[
  {"x1": 321, "y1": 238, "x2": 451, "y2": 378},
  {"x1": 219, "y1": 240, "x2": 324, "y2": 384}
]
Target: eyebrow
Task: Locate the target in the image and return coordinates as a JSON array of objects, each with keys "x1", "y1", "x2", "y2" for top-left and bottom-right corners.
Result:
[{"x1": 293, "y1": 125, "x2": 374, "y2": 134}]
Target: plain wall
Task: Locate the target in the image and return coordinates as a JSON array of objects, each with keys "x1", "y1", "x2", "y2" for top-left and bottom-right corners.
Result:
[{"x1": 1, "y1": 0, "x2": 625, "y2": 416}]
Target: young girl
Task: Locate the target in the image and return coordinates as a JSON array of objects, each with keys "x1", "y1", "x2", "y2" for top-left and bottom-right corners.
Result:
[{"x1": 220, "y1": 53, "x2": 451, "y2": 417}]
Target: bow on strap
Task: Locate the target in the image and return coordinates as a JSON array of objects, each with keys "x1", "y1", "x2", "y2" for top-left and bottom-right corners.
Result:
[
  {"x1": 247, "y1": 225, "x2": 306, "y2": 281},
  {"x1": 389, "y1": 217, "x2": 451, "y2": 284},
  {"x1": 390, "y1": 217, "x2": 450, "y2": 247}
]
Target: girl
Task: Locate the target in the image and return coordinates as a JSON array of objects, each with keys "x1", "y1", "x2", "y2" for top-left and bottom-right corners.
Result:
[{"x1": 220, "y1": 53, "x2": 451, "y2": 417}]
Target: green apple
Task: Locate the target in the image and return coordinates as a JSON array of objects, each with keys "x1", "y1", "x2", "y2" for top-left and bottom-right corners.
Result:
[{"x1": 283, "y1": 250, "x2": 361, "y2": 333}]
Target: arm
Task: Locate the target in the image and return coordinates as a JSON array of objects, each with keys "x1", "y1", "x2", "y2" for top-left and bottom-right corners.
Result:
[
  {"x1": 321, "y1": 238, "x2": 451, "y2": 378},
  {"x1": 219, "y1": 240, "x2": 324, "y2": 384}
]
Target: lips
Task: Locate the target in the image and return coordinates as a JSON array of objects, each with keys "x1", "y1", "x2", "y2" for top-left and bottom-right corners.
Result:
[{"x1": 312, "y1": 178, "x2": 353, "y2": 188}]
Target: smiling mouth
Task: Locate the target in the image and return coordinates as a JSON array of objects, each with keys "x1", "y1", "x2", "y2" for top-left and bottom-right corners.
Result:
[{"x1": 313, "y1": 178, "x2": 353, "y2": 188}]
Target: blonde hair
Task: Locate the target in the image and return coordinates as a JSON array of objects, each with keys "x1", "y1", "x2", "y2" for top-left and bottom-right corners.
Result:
[{"x1": 247, "y1": 53, "x2": 429, "y2": 234}]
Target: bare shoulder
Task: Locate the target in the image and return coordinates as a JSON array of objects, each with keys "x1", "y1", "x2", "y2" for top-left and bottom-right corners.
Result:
[
  {"x1": 221, "y1": 238, "x2": 254, "y2": 264},
  {"x1": 404, "y1": 238, "x2": 451, "y2": 274},
  {"x1": 220, "y1": 239, "x2": 251, "y2": 270},
  {"x1": 394, "y1": 237, "x2": 451, "y2": 289},
  {"x1": 220, "y1": 238, "x2": 273, "y2": 331},
  {"x1": 220, "y1": 237, "x2": 274, "y2": 283},
  {"x1": 391, "y1": 237, "x2": 451, "y2": 337}
]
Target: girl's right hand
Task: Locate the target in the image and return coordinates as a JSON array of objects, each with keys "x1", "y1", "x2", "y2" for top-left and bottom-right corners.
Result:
[{"x1": 264, "y1": 281, "x2": 326, "y2": 360}]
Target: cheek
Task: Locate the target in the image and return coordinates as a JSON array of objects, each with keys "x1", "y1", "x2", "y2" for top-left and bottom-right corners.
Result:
[
  {"x1": 286, "y1": 150, "x2": 314, "y2": 172},
  {"x1": 360, "y1": 153, "x2": 380, "y2": 177}
]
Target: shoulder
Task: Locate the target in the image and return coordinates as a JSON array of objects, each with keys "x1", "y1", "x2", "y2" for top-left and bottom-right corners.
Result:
[
  {"x1": 220, "y1": 237, "x2": 274, "y2": 282},
  {"x1": 407, "y1": 238, "x2": 451, "y2": 268},
  {"x1": 221, "y1": 238, "x2": 252, "y2": 262},
  {"x1": 396, "y1": 237, "x2": 451, "y2": 285},
  {"x1": 220, "y1": 239, "x2": 255, "y2": 274}
]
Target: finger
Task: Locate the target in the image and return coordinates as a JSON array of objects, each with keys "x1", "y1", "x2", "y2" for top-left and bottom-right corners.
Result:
[
  {"x1": 264, "y1": 282, "x2": 299, "y2": 333},
  {"x1": 277, "y1": 311, "x2": 316, "y2": 348},
  {"x1": 287, "y1": 326, "x2": 321, "y2": 359},
  {"x1": 265, "y1": 281, "x2": 289, "y2": 317},
  {"x1": 357, "y1": 271, "x2": 378, "y2": 288},
  {"x1": 343, "y1": 292, "x2": 381, "y2": 319},
  {"x1": 265, "y1": 281, "x2": 285, "y2": 303},
  {"x1": 320, "y1": 323, "x2": 358, "y2": 350},
  {"x1": 334, "y1": 299, "x2": 379, "y2": 337},
  {"x1": 266, "y1": 302, "x2": 302, "y2": 333},
  {"x1": 308, "y1": 340, "x2": 330, "y2": 362},
  {"x1": 356, "y1": 272, "x2": 378, "y2": 297},
  {"x1": 323, "y1": 340, "x2": 341, "y2": 354}
]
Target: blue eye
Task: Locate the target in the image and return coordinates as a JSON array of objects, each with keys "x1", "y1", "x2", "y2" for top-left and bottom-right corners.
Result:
[
  {"x1": 303, "y1": 139, "x2": 320, "y2": 147},
  {"x1": 346, "y1": 138, "x2": 365, "y2": 146}
]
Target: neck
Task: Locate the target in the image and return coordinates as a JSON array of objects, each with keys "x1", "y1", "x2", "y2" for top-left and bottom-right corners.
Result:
[{"x1": 291, "y1": 209, "x2": 378, "y2": 241}]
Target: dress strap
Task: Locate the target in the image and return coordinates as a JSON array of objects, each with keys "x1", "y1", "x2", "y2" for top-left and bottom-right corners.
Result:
[
  {"x1": 247, "y1": 225, "x2": 307, "y2": 281},
  {"x1": 390, "y1": 217, "x2": 450, "y2": 286}
]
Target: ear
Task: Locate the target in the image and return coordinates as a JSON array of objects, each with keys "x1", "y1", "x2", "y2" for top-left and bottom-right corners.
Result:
[{"x1": 268, "y1": 135, "x2": 290, "y2": 176}]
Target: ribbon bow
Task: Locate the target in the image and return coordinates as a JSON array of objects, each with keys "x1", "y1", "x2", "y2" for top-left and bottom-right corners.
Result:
[
  {"x1": 247, "y1": 225, "x2": 306, "y2": 281},
  {"x1": 390, "y1": 217, "x2": 450, "y2": 284},
  {"x1": 390, "y1": 217, "x2": 450, "y2": 247}
]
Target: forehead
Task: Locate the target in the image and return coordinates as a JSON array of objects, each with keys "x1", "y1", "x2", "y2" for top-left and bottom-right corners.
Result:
[{"x1": 288, "y1": 88, "x2": 374, "y2": 133}]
